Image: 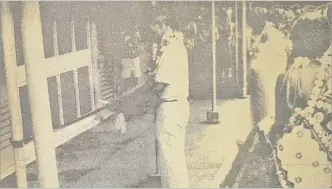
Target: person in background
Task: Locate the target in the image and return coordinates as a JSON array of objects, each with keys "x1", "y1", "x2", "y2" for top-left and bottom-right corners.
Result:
[
  {"x1": 119, "y1": 27, "x2": 142, "y2": 94},
  {"x1": 115, "y1": 26, "x2": 146, "y2": 122}
]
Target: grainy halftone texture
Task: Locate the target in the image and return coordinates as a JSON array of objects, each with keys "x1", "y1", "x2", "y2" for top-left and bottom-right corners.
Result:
[{"x1": 232, "y1": 140, "x2": 282, "y2": 188}]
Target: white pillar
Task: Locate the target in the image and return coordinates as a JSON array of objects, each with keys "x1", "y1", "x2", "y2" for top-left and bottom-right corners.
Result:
[
  {"x1": 1, "y1": 2, "x2": 28, "y2": 187},
  {"x1": 212, "y1": 0, "x2": 217, "y2": 111},
  {"x1": 20, "y1": 2, "x2": 59, "y2": 187},
  {"x1": 207, "y1": 0, "x2": 220, "y2": 124},
  {"x1": 150, "y1": 0, "x2": 160, "y2": 177},
  {"x1": 241, "y1": 1, "x2": 248, "y2": 98},
  {"x1": 235, "y1": 1, "x2": 239, "y2": 86}
]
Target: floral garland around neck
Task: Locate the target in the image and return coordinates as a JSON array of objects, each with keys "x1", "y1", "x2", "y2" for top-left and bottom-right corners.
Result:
[
  {"x1": 283, "y1": 57, "x2": 332, "y2": 156},
  {"x1": 150, "y1": 30, "x2": 182, "y2": 75},
  {"x1": 161, "y1": 30, "x2": 183, "y2": 49},
  {"x1": 153, "y1": 30, "x2": 182, "y2": 66}
]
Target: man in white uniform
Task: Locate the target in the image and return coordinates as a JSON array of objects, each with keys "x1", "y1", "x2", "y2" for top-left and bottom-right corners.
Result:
[
  {"x1": 112, "y1": 9, "x2": 190, "y2": 188},
  {"x1": 149, "y1": 12, "x2": 191, "y2": 188}
]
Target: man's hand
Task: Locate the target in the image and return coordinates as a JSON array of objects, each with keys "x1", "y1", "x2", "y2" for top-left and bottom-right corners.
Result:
[
  {"x1": 106, "y1": 99, "x2": 122, "y2": 113},
  {"x1": 152, "y1": 82, "x2": 167, "y2": 94}
]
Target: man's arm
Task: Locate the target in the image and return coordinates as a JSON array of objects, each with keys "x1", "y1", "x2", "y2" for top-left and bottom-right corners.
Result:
[
  {"x1": 150, "y1": 81, "x2": 168, "y2": 95},
  {"x1": 110, "y1": 77, "x2": 167, "y2": 110}
]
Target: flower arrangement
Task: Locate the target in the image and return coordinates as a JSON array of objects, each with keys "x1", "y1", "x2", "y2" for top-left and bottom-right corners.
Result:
[
  {"x1": 283, "y1": 57, "x2": 332, "y2": 151},
  {"x1": 269, "y1": 56, "x2": 332, "y2": 188}
]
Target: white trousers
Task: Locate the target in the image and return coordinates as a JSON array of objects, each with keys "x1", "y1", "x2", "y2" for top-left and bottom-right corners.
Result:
[
  {"x1": 121, "y1": 57, "x2": 142, "y2": 78},
  {"x1": 155, "y1": 100, "x2": 190, "y2": 188}
]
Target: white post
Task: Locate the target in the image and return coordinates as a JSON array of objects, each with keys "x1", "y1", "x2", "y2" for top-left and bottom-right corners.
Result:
[
  {"x1": 1, "y1": 2, "x2": 28, "y2": 187},
  {"x1": 87, "y1": 14, "x2": 102, "y2": 113},
  {"x1": 241, "y1": 1, "x2": 248, "y2": 98},
  {"x1": 90, "y1": 18, "x2": 101, "y2": 110},
  {"x1": 235, "y1": 1, "x2": 239, "y2": 86},
  {"x1": 87, "y1": 17, "x2": 96, "y2": 112},
  {"x1": 207, "y1": 0, "x2": 220, "y2": 124},
  {"x1": 52, "y1": 19, "x2": 65, "y2": 126},
  {"x1": 20, "y1": 2, "x2": 59, "y2": 187},
  {"x1": 150, "y1": 0, "x2": 160, "y2": 177},
  {"x1": 212, "y1": 0, "x2": 217, "y2": 111},
  {"x1": 71, "y1": 15, "x2": 81, "y2": 118}
]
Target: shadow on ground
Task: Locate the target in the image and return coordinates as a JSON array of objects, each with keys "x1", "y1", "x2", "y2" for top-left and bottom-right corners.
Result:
[{"x1": 221, "y1": 131, "x2": 282, "y2": 188}]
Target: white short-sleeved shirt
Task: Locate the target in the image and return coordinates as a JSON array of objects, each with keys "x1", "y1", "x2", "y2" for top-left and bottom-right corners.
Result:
[{"x1": 154, "y1": 31, "x2": 189, "y2": 101}]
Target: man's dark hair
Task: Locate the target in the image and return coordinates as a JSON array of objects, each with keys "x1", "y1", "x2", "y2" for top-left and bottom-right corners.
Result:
[
  {"x1": 150, "y1": 4, "x2": 182, "y2": 31},
  {"x1": 169, "y1": 13, "x2": 182, "y2": 31},
  {"x1": 290, "y1": 13, "x2": 330, "y2": 59},
  {"x1": 247, "y1": 7, "x2": 267, "y2": 36},
  {"x1": 267, "y1": 9, "x2": 284, "y2": 27}
]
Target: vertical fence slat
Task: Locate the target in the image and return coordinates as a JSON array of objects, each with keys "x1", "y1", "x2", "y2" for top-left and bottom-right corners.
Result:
[
  {"x1": 71, "y1": 15, "x2": 81, "y2": 118},
  {"x1": 53, "y1": 19, "x2": 59, "y2": 56},
  {"x1": 87, "y1": 16, "x2": 95, "y2": 111},
  {"x1": 90, "y1": 15, "x2": 101, "y2": 110},
  {"x1": 71, "y1": 16, "x2": 77, "y2": 52},
  {"x1": 53, "y1": 19, "x2": 64, "y2": 125}
]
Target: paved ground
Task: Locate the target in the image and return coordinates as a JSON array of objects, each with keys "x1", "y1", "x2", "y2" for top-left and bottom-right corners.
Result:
[{"x1": 0, "y1": 98, "x2": 253, "y2": 188}]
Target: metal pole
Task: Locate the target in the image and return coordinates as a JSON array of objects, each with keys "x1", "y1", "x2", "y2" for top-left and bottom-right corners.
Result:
[
  {"x1": 206, "y1": 0, "x2": 219, "y2": 124},
  {"x1": 212, "y1": 0, "x2": 217, "y2": 111},
  {"x1": 150, "y1": 0, "x2": 160, "y2": 177},
  {"x1": 20, "y1": 2, "x2": 59, "y2": 187},
  {"x1": 153, "y1": 108, "x2": 160, "y2": 176},
  {"x1": 241, "y1": 1, "x2": 248, "y2": 97},
  {"x1": 235, "y1": 1, "x2": 239, "y2": 86},
  {"x1": 1, "y1": 2, "x2": 28, "y2": 187}
]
